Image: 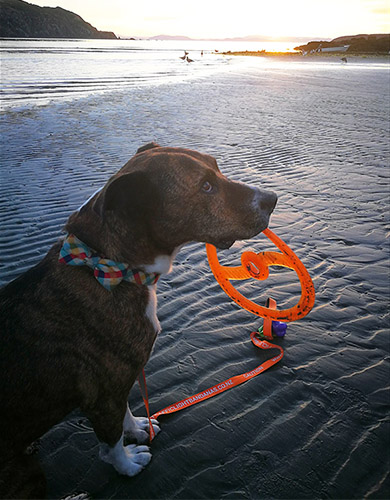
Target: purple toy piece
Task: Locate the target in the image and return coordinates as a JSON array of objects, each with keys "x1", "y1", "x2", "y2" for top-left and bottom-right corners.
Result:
[{"x1": 272, "y1": 321, "x2": 287, "y2": 337}]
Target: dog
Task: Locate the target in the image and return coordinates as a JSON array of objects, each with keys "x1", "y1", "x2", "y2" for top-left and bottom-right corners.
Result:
[{"x1": 0, "y1": 143, "x2": 277, "y2": 497}]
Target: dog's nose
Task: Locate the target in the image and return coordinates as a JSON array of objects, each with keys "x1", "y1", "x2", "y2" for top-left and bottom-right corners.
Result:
[{"x1": 259, "y1": 190, "x2": 278, "y2": 213}]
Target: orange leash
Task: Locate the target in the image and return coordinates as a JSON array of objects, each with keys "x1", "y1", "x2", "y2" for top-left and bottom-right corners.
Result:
[
  {"x1": 262, "y1": 297, "x2": 277, "y2": 339},
  {"x1": 139, "y1": 299, "x2": 283, "y2": 440},
  {"x1": 137, "y1": 369, "x2": 156, "y2": 441},
  {"x1": 151, "y1": 334, "x2": 283, "y2": 421}
]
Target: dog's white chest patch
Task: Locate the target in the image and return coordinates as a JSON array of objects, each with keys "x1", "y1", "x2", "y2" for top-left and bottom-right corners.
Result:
[
  {"x1": 144, "y1": 255, "x2": 175, "y2": 275},
  {"x1": 145, "y1": 284, "x2": 160, "y2": 334},
  {"x1": 143, "y1": 250, "x2": 182, "y2": 334}
]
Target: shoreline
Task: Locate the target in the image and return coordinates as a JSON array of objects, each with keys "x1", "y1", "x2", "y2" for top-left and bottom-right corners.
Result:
[{"x1": 218, "y1": 49, "x2": 390, "y2": 61}]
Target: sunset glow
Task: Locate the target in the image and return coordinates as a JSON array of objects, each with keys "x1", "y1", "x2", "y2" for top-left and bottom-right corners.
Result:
[{"x1": 31, "y1": 0, "x2": 390, "y2": 40}]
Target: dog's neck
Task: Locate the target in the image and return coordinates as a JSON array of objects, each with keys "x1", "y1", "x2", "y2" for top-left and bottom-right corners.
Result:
[
  {"x1": 143, "y1": 243, "x2": 185, "y2": 274},
  {"x1": 59, "y1": 234, "x2": 160, "y2": 290},
  {"x1": 65, "y1": 205, "x2": 180, "y2": 276}
]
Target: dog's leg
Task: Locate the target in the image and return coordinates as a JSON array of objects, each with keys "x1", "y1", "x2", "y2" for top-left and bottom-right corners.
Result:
[
  {"x1": 85, "y1": 401, "x2": 152, "y2": 477},
  {"x1": 123, "y1": 404, "x2": 160, "y2": 444}
]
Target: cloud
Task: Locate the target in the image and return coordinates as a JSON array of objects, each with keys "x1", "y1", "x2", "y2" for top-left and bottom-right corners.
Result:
[
  {"x1": 371, "y1": 7, "x2": 390, "y2": 15},
  {"x1": 364, "y1": 0, "x2": 390, "y2": 16}
]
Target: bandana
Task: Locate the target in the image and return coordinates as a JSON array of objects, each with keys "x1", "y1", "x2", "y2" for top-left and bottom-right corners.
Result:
[{"x1": 59, "y1": 234, "x2": 159, "y2": 291}]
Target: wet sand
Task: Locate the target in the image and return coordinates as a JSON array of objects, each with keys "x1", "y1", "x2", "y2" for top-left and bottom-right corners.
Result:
[{"x1": 0, "y1": 59, "x2": 389, "y2": 499}]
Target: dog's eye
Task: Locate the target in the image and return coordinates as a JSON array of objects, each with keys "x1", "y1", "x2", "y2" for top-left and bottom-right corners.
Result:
[{"x1": 202, "y1": 181, "x2": 214, "y2": 193}]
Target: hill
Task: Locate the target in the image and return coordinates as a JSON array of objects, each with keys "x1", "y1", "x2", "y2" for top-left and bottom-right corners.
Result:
[
  {"x1": 295, "y1": 34, "x2": 390, "y2": 54},
  {"x1": 0, "y1": 0, "x2": 117, "y2": 39},
  {"x1": 148, "y1": 34, "x2": 315, "y2": 44},
  {"x1": 148, "y1": 34, "x2": 192, "y2": 41}
]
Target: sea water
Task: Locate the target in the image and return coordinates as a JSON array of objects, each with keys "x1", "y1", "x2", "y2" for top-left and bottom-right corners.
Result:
[
  {"x1": 3, "y1": 38, "x2": 387, "y2": 111},
  {"x1": 0, "y1": 38, "x2": 264, "y2": 109}
]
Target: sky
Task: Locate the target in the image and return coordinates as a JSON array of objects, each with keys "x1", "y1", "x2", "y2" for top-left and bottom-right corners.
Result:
[{"x1": 31, "y1": 0, "x2": 390, "y2": 40}]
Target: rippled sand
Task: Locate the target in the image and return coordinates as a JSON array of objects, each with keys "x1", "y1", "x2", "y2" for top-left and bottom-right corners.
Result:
[{"x1": 0, "y1": 60, "x2": 389, "y2": 499}]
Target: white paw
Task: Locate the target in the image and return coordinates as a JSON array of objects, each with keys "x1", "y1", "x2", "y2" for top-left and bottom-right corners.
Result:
[
  {"x1": 100, "y1": 441, "x2": 152, "y2": 477},
  {"x1": 136, "y1": 417, "x2": 161, "y2": 439},
  {"x1": 124, "y1": 414, "x2": 161, "y2": 444}
]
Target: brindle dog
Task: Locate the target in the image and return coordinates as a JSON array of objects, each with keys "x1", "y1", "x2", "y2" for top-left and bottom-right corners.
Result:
[{"x1": 0, "y1": 143, "x2": 277, "y2": 498}]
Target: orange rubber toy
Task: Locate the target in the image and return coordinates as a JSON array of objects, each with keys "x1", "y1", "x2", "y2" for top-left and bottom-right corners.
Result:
[{"x1": 206, "y1": 228, "x2": 315, "y2": 322}]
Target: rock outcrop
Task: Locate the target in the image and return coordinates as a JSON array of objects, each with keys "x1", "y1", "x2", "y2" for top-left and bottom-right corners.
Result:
[
  {"x1": 0, "y1": 0, "x2": 117, "y2": 39},
  {"x1": 295, "y1": 34, "x2": 390, "y2": 54}
]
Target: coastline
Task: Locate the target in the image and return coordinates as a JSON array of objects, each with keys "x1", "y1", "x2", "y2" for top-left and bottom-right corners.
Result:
[{"x1": 219, "y1": 49, "x2": 390, "y2": 61}]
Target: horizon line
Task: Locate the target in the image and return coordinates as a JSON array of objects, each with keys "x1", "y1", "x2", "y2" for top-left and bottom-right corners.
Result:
[
  {"x1": 119, "y1": 34, "x2": 329, "y2": 42},
  {"x1": 115, "y1": 32, "x2": 389, "y2": 42}
]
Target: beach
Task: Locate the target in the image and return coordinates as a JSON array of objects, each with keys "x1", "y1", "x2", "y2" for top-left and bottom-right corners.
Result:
[{"x1": 0, "y1": 47, "x2": 389, "y2": 499}]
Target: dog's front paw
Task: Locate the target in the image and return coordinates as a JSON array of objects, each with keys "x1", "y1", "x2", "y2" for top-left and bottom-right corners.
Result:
[
  {"x1": 100, "y1": 442, "x2": 151, "y2": 477},
  {"x1": 119, "y1": 444, "x2": 151, "y2": 476},
  {"x1": 124, "y1": 416, "x2": 161, "y2": 444}
]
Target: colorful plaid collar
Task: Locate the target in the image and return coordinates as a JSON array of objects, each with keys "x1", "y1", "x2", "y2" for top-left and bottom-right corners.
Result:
[{"x1": 59, "y1": 234, "x2": 159, "y2": 291}]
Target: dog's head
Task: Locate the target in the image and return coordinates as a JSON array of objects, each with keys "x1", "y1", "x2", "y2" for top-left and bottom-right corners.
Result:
[
  {"x1": 95, "y1": 143, "x2": 276, "y2": 250},
  {"x1": 70, "y1": 143, "x2": 277, "y2": 265}
]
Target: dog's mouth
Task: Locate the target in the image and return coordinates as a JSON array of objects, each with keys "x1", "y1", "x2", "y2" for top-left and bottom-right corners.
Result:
[{"x1": 211, "y1": 220, "x2": 270, "y2": 250}]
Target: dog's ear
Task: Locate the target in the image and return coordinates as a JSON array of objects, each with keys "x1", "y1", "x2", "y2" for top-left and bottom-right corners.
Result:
[
  {"x1": 94, "y1": 172, "x2": 159, "y2": 219},
  {"x1": 136, "y1": 142, "x2": 160, "y2": 154}
]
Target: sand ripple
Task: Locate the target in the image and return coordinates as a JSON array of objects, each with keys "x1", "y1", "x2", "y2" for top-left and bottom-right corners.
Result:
[{"x1": 1, "y1": 61, "x2": 389, "y2": 499}]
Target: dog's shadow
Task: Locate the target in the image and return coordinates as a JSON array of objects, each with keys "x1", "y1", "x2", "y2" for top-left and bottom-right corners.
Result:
[
  {"x1": 39, "y1": 410, "x2": 169, "y2": 499},
  {"x1": 39, "y1": 413, "x2": 113, "y2": 498}
]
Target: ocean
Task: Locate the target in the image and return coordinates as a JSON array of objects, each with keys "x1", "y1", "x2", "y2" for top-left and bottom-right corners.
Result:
[
  {"x1": 2, "y1": 38, "x2": 388, "y2": 111},
  {"x1": 0, "y1": 38, "x2": 277, "y2": 109}
]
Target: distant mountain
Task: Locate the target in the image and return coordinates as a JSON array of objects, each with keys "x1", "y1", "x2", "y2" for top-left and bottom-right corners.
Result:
[
  {"x1": 148, "y1": 34, "x2": 192, "y2": 41},
  {"x1": 295, "y1": 34, "x2": 390, "y2": 53},
  {"x1": 218, "y1": 35, "x2": 315, "y2": 43},
  {"x1": 148, "y1": 33, "x2": 314, "y2": 43},
  {"x1": 0, "y1": 0, "x2": 117, "y2": 39}
]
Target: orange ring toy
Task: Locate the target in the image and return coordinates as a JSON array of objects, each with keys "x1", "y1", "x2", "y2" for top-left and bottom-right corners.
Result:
[{"x1": 206, "y1": 228, "x2": 315, "y2": 322}]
